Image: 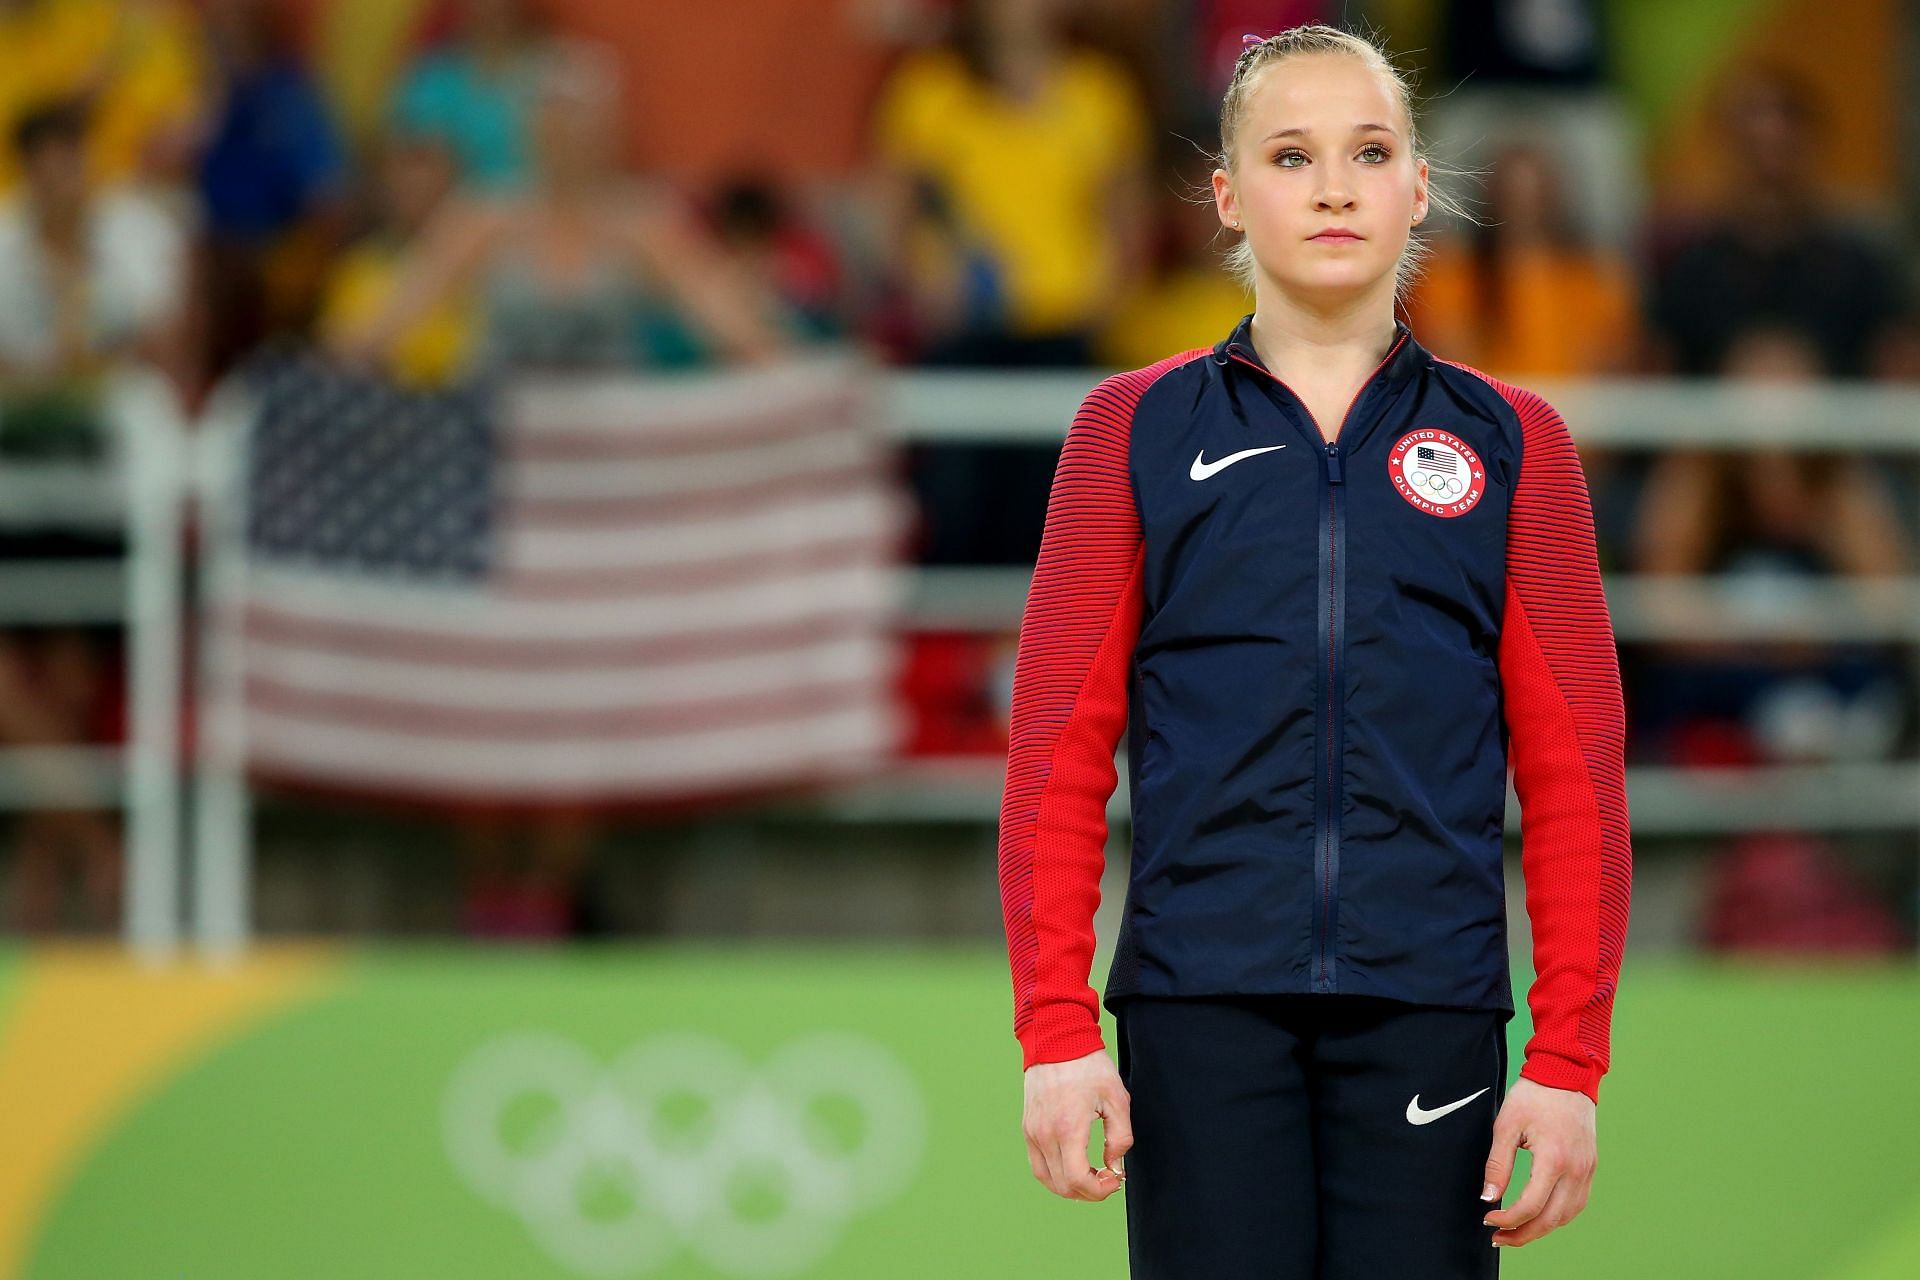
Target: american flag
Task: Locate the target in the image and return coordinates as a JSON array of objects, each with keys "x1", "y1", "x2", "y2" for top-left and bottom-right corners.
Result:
[
  {"x1": 1414, "y1": 444, "x2": 1456, "y2": 473},
  {"x1": 233, "y1": 350, "x2": 913, "y2": 804}
]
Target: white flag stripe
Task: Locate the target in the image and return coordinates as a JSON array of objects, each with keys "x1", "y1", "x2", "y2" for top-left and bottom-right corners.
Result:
[
  {"x1": 243, "y1": 608, "x2": 874, "y2": 667},
  {"x1": 243, "y1": 631, "x2": 897, "y2": 711},
  {"x1": 505, "y1": 487, "x2": 904, "y2": 572},
  {"x1": 246, "y1": 676, "x2": 879, "y2": 738},
  {"x1": 503, "y1": 535, "x2": 895, "y2": 599},
  {"x1": 509, "y1": 409, "x2": 867, "y2": 459},
  {"x1": 245, "y1": 699, "x2": 904, "y2": 794},
  {"x1": 247, "y1": 559, "x2": 906, "y2": 641},
  {"x1": 512, "y1": 427, "x2": 871, "y2": 501},
  {"x1": 504, "y1": 353, "x2": 875, "y2": 437}
]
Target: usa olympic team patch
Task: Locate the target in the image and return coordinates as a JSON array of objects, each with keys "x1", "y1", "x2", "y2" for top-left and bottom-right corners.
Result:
[{"x1": 1387, "y1": 429, "x2": 1485, "y2": 518}]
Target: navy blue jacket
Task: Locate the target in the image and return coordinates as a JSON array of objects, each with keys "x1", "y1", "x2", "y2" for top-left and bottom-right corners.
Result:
[{"x1": 998, "y1": 313, "x2": 1631, "y2": 1103}]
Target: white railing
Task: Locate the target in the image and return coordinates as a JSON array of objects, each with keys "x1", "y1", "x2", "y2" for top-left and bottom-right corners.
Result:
[
  {"x1": 0, "y1": 368, "x2": 188, "y2": 962},
  {"x1": 875, "y1": 371, "x2": 1920, "y2": 842},
  {"x1": 888, "y1": 370, "x2": 1920, "y2": 448},
  {"x1": 8, "y1": 362, "x2": 1917, "y2": 955},
  {"x1": 908, "y1": 566, "x2": 1920, "y2": 642},
  {"x1": 189, "y1": 379, "x2": 254, "y2": 963}
]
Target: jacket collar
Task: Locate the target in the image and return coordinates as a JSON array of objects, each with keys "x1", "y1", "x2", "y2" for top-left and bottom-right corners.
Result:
[{"x1": 1209, "y1": 311, "x2": 1428, "y2": 389}]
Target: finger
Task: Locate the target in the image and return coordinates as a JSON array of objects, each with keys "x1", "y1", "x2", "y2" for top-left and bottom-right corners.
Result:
[
  {"x1": 1101, "y1": 1092, "x2": 1133, "y2": 1178},
  {"x1": 1048, "y1": 1110, "x2": 1097, "y2": 1198},
  {"x1": 1062, "y1": 1108, "x2": 1117, "y2": 1201},
  {"x1": 1484, "y1": 1150, "x2": 1560, "y2": 1231},
  {"x1": 1039, "y1": 1122, "x2": 1075, "y2": 1197},
  {"x1": 1069, "y1": 1162, "x2": 1116, "y2": 1201},
  {"x1": 1481, "y1": 1116, "x2": 1522, "y2": 1205},
  {"x1": 1495, "y1": 1173, "x2": 1585, "y2": 1246},
  {"x1": 1025, "y1": 1133, "x2": 1049, "y2": 1184}
]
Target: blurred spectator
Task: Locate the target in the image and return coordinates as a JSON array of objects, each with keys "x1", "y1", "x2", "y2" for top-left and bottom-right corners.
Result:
[
  {"x1": 1192, "y1": 2, "x2": 1334, "y2": 99},
  {"x1": 0, "y1": 98, "x2": 186, "y2": 448},
  {"x1": 0, "y1": 96, "x2": 182, "y2": 935},
  {"x1": 1626, "y1": 323, "x2": 1913, "y2": 765},
  {"x1": 194, "y1": 0, "x2": 348, "y2": 384},
  {"x1": 334, "y1": 39, "x2": 795, "y2": 374},
  {"x1": 709, "y1": 173, "x2": 848, "y2": 344},
  {"x1": 391, "y1": 0, "x2": 546, "y2": 193},
  {"x1": 1699, "y1": 830, "x2": 1908, "y2": 955},
  {"x1": 867, "y1": 0, "x2": 1153, "y2": 572},
  {"x1": 1643, "y1": 62, "x2": 1911, "y2": 379},
  {"x1": 867, "y1": 0, "x2": 1152, "y2": 365},
  {"x1": 316, "y1": 131, "x2": 473, "y2": 389},
  {"x1": 0, "y1": 625, "x2": 122, "y2": 934},
  {"x1": 1423, "y1": 0, "x2": 1645, "y2": 253},
  {"x1": 1093, "y1": 147, "x2": 1251, "y2": 370},
  {"x1": 0, "y1": 0, "x2": 204, "y2": 194},
  {"x1": 897, "y1": 630, "x2": 1013, "y2": 755},
  {"x1": 1406, "y1": 137, "x2": 1639, "y2": 378},
  {"x1": 330, "y1": 39, "x2": 797, "y2": 937}
]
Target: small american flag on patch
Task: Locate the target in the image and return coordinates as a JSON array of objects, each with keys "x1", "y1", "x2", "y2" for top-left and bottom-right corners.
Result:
[
  {"x1": 1414, "y1": 444, "x2": 1456, "y2": 472},
  {"x1": 232, "y1": 349, "x2": 913, "y2": 805}
]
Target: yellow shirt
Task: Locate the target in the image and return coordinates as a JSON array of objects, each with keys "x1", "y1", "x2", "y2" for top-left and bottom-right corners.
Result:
[
  {"x1": 1096, "y1": 267, "x2": 1252, "y2": 370},
  {"x1": 1407, "y1": 240, "x2": 1639, "y2": 378},
  {"x1": 874, "y1": 47, "x2": 1147, "y2": 335},
  {"x1": 318, "y1": 242, "x2": 475, "y2": 389},
  {"x1": 0, "y1": 0, "x2": 203, "y2": 191}
]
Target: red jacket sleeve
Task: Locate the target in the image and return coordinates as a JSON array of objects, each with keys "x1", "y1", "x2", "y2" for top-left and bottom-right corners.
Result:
[
  {"x1": 1483, "y1": 378, "x2": 1634, "y2": 1105},
  {"x1": 997, "y1": 370, "x2": 1152, "y2": 1069}
]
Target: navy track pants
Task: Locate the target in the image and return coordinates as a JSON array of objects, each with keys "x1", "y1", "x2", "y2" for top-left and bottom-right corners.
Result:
[{"x1": 1115, "y1": 993, "x2": 1509, "y2": 1278}]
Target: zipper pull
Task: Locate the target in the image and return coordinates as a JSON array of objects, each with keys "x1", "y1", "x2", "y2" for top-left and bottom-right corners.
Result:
[{"x1": 1324, "y1": 443, "x2": 1343, "y2": 485}]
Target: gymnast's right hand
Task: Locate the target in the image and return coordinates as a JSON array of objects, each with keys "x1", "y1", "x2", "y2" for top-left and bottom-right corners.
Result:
[{"x1": 1023, "y1": 1048, "x2": 1131, "y2": 1201}]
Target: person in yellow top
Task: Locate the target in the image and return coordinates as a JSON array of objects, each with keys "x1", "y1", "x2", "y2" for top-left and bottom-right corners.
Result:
[
  {"x1": 1405, "y1": 138, "x2": 1640, "y2": 379},
  {"x1": 0, "y1": 0, "x2": 204, "y2": 193},
  {"x1": 316, "y1": 130, "x2": 475, "y2": 389},
  {"x1": 1095, "y1": 149, "x2": 1254, "y2": 370},
  {"x1": 870, "y1": 0, "x2": 1152, "y2": 363}
]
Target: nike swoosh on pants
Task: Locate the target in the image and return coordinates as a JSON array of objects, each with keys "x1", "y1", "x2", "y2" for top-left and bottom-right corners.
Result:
[{"x1": 1405, "y1": 1087, "x2": 1491, "y2": 1125}]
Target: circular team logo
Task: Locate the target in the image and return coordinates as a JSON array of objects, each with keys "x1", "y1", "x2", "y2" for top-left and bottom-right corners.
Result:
[{"x1": 1387, "y1": 428, "x2": 1485, "y2": 518}]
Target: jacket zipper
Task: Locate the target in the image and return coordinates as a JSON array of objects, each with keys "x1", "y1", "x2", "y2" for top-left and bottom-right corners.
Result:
[{"x1": 1224, "y1": 330, "x2": 1407, "y2": 992}]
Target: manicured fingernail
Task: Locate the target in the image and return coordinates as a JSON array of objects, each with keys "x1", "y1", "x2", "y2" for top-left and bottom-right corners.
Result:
[{"x1": 1481, "y1": 1182, "x2": 1498, "y2": 1200}]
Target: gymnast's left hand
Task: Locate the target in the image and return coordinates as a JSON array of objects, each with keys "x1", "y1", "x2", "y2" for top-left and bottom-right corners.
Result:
[{"x1": 1480, "y1": 1076, "x2": 1597, "y2": 1247}]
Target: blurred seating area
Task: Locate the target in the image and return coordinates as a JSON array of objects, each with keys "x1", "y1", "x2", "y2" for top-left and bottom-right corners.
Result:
[{"x1": 0, "y1": 0, "x2": 1914, "y2": 957}]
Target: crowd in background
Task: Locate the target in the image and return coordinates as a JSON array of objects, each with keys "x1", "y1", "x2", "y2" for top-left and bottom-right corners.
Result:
[{"x1": 0, "y1": 0, "x2": 1915, "y2": 948}]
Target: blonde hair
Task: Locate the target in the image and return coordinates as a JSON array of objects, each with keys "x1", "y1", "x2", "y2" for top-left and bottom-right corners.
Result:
[{"x1": 1206, "y1": 22, "x2": 1479, "y2": 306}]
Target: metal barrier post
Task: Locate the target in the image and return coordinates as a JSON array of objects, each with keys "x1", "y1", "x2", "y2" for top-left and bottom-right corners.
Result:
[
  {"x1": 112, "y1": 370, "x2": 185, "y2": 963},
  {"x1": 190, "y1": 382, "x2": 254, "y2": 962}
]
